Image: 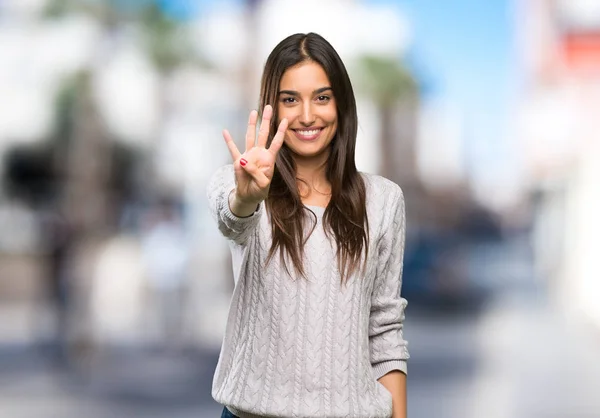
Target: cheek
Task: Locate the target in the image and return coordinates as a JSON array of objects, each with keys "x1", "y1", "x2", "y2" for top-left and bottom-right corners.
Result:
[
  {"x1": 323, "y1": 105, "x2": 338, "y2": 125},
  {"x1": 328, "y1": 116, "x2": 338, "y2": 139}
]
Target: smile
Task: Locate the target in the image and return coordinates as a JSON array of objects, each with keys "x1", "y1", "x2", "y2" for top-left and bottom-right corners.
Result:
[{"x1": 292, "y1": 128, "x2": 323, "y2": 141}]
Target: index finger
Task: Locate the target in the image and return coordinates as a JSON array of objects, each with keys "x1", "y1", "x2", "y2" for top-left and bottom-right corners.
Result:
[
  {"x1": 268, "y1": 118, "x2": 288, "y2": 157},
  {"x1": 257, "y1": 105, "x2": 273, "y2": 148},
  {"x1": 245, "y1": 110, "x2": 258, "y2": 152}
]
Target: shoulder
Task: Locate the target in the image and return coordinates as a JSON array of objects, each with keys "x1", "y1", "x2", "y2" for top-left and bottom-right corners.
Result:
[
  {"x1": 359, "y1": 172, "x2": 404, "y2": 208},
  {"x1": 360, "y1": 173, "x2": 406, "y2": 237}
]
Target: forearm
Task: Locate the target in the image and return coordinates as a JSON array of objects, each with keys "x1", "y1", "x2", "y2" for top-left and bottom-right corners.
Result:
[{"x1": 378, "y1": 370, "x2": 407, "y2": 418}]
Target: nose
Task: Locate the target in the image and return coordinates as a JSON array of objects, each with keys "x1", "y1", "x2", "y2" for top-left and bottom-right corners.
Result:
[{"x1": 299, "y1": 102, "x2": 316, "y2": 127}]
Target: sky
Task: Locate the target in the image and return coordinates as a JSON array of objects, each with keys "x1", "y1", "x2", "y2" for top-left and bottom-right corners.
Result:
[
  {"x1": 389, "y1": 0, "x2": 517, "y2": 185},
  {"x1": 394, "y1": 0, "x2": 514, "y2": 103}
]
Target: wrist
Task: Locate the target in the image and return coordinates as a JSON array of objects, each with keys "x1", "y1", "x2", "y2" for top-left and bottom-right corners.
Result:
[{"x1": 229, "y1": 190, "x2": 261, "y2": 217}]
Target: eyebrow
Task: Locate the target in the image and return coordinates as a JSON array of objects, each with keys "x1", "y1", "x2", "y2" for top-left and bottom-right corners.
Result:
[{"x1": 278, "y1": 87, "x2": 333, "y2": 96}]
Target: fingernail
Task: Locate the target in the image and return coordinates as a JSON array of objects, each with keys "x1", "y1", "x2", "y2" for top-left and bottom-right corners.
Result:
[{"x1": 240, "y1": 158, "x2": 247, "y2": 167}]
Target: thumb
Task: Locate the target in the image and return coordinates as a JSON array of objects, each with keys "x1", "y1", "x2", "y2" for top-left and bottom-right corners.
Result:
[{"x1": 239, "y1": 158, "x2": 270, "y2": 189}]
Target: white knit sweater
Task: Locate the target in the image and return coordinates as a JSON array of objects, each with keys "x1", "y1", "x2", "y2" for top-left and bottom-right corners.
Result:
[{"x1": 207, "y1": 164, "x2": 409, "y2": 418}]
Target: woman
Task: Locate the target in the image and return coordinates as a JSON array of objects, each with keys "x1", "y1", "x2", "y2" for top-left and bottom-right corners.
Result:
[{"x1": 208, "y1": 32, "x2": 409, "y2": 418}]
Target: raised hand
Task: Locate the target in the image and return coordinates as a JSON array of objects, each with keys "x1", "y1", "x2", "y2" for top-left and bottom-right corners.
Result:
[{"x1": 223, "y1": 105, "x2": 288, "y2": 216}]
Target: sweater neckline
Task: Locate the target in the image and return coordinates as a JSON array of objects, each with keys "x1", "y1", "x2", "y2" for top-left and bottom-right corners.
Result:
[{"x1": 304, "y1": 205, "x2": 326, "y2": 216}]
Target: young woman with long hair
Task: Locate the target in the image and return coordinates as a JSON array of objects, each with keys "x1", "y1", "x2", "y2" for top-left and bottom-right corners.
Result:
[{"x1": 208, "y1": 32, "x2": 409, "y2": 418}]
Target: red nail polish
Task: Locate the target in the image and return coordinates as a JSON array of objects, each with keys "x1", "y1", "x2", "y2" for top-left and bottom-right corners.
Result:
[{"x1": 240, "y1": 158, "x2": 247, "y2": 166}]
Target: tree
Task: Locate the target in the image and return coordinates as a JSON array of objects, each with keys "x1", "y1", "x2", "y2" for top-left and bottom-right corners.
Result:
[{"x1": 355, "y1": 55, "x2": 419, "y2": 184}]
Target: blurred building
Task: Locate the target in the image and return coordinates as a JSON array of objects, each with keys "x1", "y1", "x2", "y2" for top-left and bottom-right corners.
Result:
[{"x1": 517, "y1": 0, "x2": 600, "y2": 327}]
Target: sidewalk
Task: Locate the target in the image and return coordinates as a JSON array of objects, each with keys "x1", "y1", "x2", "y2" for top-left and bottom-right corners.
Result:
[
  {"x1": 0, "y1": 344, "x2": 224, "y2": 418},
  {"x1": 405, "y1": 290, "x2": 600, "y2": 418},
  {"x1": 468, "y1": 294, "x2": 600, "y2": 418},
  {"x1": 2, "y1": 296, "x2": 599, "y2": 418}
]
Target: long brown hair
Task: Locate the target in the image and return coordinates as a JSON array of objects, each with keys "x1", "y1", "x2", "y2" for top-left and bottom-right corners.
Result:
[{"x1": 260, "y1": 33, "x2": 368, "y2": 283}]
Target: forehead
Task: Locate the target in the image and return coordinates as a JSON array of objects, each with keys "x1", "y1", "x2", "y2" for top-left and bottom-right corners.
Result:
[{"x1": 279, "y1": 61, "x2": 331, "y2": 91}]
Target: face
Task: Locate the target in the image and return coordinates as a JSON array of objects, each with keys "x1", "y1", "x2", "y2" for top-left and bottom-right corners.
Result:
[{"x1": 277, "y1": 61, "x2": 338, "y2": 162}]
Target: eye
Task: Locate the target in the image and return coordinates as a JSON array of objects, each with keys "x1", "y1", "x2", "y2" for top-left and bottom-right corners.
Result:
[
  {"x1": 281, "y1": 97, "x2": 297, "y2": 104},
  {"x1": 316, "y1": 95, "x2": 331, "y2": 102}
]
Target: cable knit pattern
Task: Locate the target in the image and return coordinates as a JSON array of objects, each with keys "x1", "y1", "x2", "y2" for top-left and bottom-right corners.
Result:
[{"x1": 207, "y1": 164, "x2": 409, "y2": 418}]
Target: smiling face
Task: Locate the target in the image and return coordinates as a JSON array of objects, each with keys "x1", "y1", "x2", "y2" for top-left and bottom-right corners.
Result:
[{"x1": 277, "y1": 61, "x2": 338, "y2": 163}]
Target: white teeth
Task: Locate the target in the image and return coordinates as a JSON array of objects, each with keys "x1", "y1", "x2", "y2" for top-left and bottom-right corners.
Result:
[{"x1": 297, "y1": 129, "x2": 320, "y2": 136}]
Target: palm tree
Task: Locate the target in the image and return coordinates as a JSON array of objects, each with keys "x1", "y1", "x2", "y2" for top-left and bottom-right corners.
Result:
[
  {"x1": 43, "y1": 0, "x2": 206, "y2": 202},
  {"x1": 43, "y1": 0, "x2": 118, "y2": 234},
  {"x1": 355, "y1": 55, "x2": 419, "y2": 185},
  {"x1": 135, "y1": 3, "x2": 205, "y2": 194}
]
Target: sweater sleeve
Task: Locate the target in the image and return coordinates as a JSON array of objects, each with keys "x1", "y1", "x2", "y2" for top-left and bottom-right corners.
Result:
[
  {"x1": 206, "y1": 164, "x2": 263, "y2": 245},
  {"x1": 369, "y1": 185, "x2": 410, "y2": 379}
]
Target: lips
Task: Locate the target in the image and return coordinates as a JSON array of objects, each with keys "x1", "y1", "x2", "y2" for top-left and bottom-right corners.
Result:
[{"x1": 292, "y1": 128, "x2": 323, "y2": 141}]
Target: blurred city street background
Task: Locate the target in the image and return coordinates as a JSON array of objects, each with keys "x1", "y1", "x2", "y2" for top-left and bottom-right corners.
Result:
[{"x1": 1, "y1": 0, "x2": 600, "y2": 417}]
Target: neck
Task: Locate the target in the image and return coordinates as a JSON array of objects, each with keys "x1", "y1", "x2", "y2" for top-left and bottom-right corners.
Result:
[{"x1": 294, "y1": 151, "x2": 330, "y2": 191}]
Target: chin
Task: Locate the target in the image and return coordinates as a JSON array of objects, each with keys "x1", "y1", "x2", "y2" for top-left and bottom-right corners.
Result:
[{"x1": 285, "y1": 142, "x2": 332, "y2": 160}]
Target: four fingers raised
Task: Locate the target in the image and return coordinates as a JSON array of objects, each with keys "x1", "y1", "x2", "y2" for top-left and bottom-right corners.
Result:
[{"x1": 224, "y1": 106, "x2": 289, "y2": 179}]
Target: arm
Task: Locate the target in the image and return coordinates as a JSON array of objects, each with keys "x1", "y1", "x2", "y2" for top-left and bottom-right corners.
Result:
[{"x1": 369, "y1": 186, "x2": 409, "y2": 417}]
